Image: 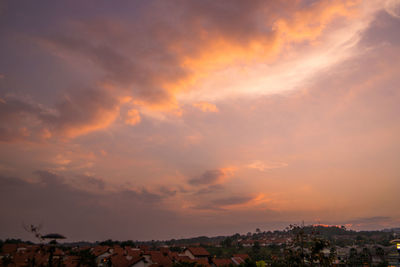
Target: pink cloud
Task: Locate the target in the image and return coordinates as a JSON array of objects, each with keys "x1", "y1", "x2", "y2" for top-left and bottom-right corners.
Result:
[{"x1": 193, "y1": 102, "x2": 219, "y2": 113}]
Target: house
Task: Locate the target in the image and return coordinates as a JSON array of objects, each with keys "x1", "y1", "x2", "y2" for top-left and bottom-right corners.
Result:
[
  {"x1": 159, "y1": 247, "x2": 170, "y2": 256},
  {"x1": 231, "y1": 254, "x2": 249, "y2": 265},
  {"x1": 181, "y1": 258, "x2": 210, "y2": 267},
  {"x1": 93, "y1": 246, "x2": 113, "y2": 267},
  {"x1": 130, "y1": 257, "x2": 147, "y2": 267},
  {"x1": 92, "y1": 245, "x2": 111, "y2": 257},
  {"x1": 232, "y1": 254, "x2": 249, "y2": 261},
  {"x1": 111, "y1": 254, "x2": 146, "y2": 267},
  {"x1": 212, "y1": 258, "x2": 233, "y2": 267},
  {"x1": 239, "y1": 240, "x2": 254, "y2": 247},
  {"x1": 149, "y1": 251, "x2": 172, "y2": 267},
  {"x1": 63, "y1": 255, "x2": 80, "y2": 267},
  {"x1": 113, "y1": 245, "x2": 126, "y2": 256},
  {"x1": 231, "y1": 257, "x2": 244, "y2": 265},
  {"x1": 126, "y1": 247, "x2": 142, "y2": 259},
  {"x1": 1, "y1": 244, "x2": 18, "y2": 255},
  {"x1": 184, "y1": 247, "x2": 210, "y2": 259}
]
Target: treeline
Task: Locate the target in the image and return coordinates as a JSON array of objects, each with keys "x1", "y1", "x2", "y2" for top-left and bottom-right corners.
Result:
[{"x1": 1, "y1": 225, "x2": 397, "y2": 248}]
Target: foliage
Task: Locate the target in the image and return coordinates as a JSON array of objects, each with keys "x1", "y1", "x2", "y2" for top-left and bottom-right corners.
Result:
[
  {"x1": 172, "y1": 262, "x2": 200, "y2": 267},
  {"x1": 74, "y1": 248, "x2": 97, "y2": 267},
  {"x1": 271, "y1": 224, "x2": 334, "y2": 266},
  {"x1": 1, "y1": 255, "x2": 14, "y2": 267},
  {"x1": 239, "y1": 258, "x2": 257, "y2": 267}
]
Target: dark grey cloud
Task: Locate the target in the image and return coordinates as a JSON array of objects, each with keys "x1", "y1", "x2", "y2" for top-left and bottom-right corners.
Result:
[
  {"x1": 158, "y1": 186, "x2": 178, "y2": 197},
  {"x1": 74, "y1": 174, "x2": 106, "y2": 190},
  {"x1": 212, "y1": 196, "x2": 253, "y2": 206},
  {"x1": 0, "y1": 96, "x2": 49, "y2": 142},
  {"x1": 0, "y1": 88, "x2": 119, "y2": 141},
  {"x1": 191, "y1": 195, "x2": 253, "y2": 211},
  {"x1": 347, "y1": 216, "x2": 392, "y2": 225},
  {"x1": 195, "y1": 184, "x2": 224, "y2": 195},
  {"x1": 360, "y1": 10, "x2": 400, "y2": 47},
  {"x1": 188, "y1": 169, "x2": 224, "y2": 185},
  {"x1": 46, "y1": 88, "x2": 119, "y2": 137},
  {"x1": 0, "y1": 171, "x2": 178, "y2": 241}
]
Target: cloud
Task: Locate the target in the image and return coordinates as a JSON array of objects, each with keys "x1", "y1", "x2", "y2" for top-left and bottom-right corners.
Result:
[
  {"x1": 246, "y1": 160, "x2": 288, "y2": 171},
  {"x1": 47, "y1": 88, "x2": 121, "y2": 138},
  {"x1": 212, "y1": 196, "x2": 254, "y2": 206},
  {"x1": 343, "y1": 216, "x2": 397, "y2": 230},
  {"x1": 385, "y1": 0, "x2": 400, "y2": 19},
  {"x1": 195, "y1": 184, "x2": 224, "y2": 195},
  {"x1": 0, "y1": 88, "x2": 121, "y2": 141},
  {"x1": 188, "y1": 168, "x2": 235, "y2": 186},
  {"x1": 191, "y1": 195, "x2": 255, "y2": 211},
  {"x1": 193, "y1": 102, "x2": 219, "y2": 113},
  {"x1": 188, "y1": 169, "x2": 224, "y2": 185},
  {"x1": 38, "y1": 0, "x2": 361, "y2": 108},
  {"x1": 0, "y1": 171, "x2": 176, "y2": 241},
  {"x1": 125, "y1": 109, "x2": 141, "y2": 126},
  {"x1": 360, "y1": 10, "x2": 400, "y2": 46},
  {"x1": 72, "y1": 174, "x2": 106, "y2": 191},
  {"x1": 1, "y1": 0, "x2": 368, "y2": 142},
  {"x1": 0, "y1": 95, "x2": 50, "y2": 142}
]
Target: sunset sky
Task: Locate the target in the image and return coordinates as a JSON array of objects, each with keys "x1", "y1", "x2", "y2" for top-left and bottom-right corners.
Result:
[{"x1": 1, "y1": 0, "x2": 400, "y2": 242}]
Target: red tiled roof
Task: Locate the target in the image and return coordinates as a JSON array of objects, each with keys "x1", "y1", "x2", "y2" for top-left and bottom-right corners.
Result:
[
  {"x1": 176, "y1": 255, "x2": 191, "y2": 261},
  {"x1": 231, "y1": 257, "x2": 244, "y2": 265},
  {"x1": 178, "y1": 256, "x2": 210, "y2": 267},
  {"x1": 187, "y1": 247, "x2": 210, "y2": 257},
  {"x1": 64, "y1": 256, "x2": 80, "y2": 267},
  {"x1": 187, "y1": 258, "x2": 210, "y2": 267},
  {"x1": 212, "y1": 258, "x2": 233, "y2": 267},
  {"x1": 140, "y1": 245, "x2": 150, "y2": 252},
  {"x1": 13, "y1": 252, "x2": 29, "y2": 267},
  {"x1": 92, "y1": 245, "x2": 110, "y2": 257},
  {"x1": 111, "y1": 254, "x2": 131, "y2": 267},
  {"x1": 233, "y1": 254, "x2": 249, "y2": 261},
  {"x1": 126, "y1": 248, "x2": 141, "y2": 258},
  {"x1": 160, "y1": 247, "x2": 170, "y2": 255},
  {"x1": 150, "y1": 251, "x2": 173, "y2": 267},
  {"x1": 113, "y1": 245, "x2": 126, "y2": 256},
  {"x1": 54, "y1": 248, "x2": 65, "y2": 256},
  {"x1": 2, "y1": 244, "x2": 18, "y2": 254}
]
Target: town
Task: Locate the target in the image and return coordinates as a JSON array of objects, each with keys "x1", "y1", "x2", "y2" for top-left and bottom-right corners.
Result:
[{"x1": 1, "y1": 225, "x2": 400, "y2": 267}]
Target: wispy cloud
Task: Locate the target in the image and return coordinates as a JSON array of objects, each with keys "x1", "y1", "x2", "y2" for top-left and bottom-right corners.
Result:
[{"x1": 246, "y1": 160, "x2": 288, "y2": 171}]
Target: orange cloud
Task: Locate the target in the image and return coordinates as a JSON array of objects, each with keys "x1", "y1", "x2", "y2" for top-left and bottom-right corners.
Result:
[
  {"x1": 9, "y1": 0, "x2": 365, "y2": 142},
  {"x1": 60, "y1": 108, "x2": 119, "y2": 138},
  {"x1": 273, "y1": 0, "x2": 360, "y2": 43},
  {"x1": 37, "y1": 0, "x2": 362, "y2": 118},
  {"x1": 171, "y1": 1, "x2": 361, "y2": 101},
  {"x1": 125, "y1": 108, "x2": 141, "y2": 126}
]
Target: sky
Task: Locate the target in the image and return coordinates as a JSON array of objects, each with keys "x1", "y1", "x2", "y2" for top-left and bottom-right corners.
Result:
[{"x1": 1, "y1": 0, "x2": 400, "y2": 242}]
